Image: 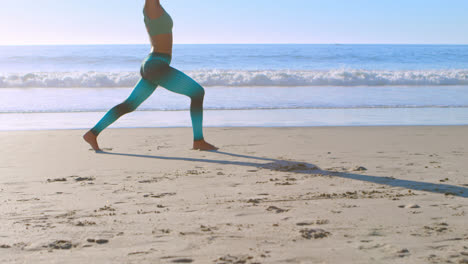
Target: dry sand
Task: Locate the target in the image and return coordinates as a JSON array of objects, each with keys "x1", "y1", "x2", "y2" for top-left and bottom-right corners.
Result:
[{"x1": 0, "y1": 126, "x2": 467, "y2": 263}]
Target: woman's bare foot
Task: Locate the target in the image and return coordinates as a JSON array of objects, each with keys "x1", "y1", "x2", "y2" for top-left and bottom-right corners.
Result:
[
  {"x1": 83, "y1": 130, "x2": 101, "y2": 151},
  {"x1": 193, "y1": 139, "x2": 219, "y2": 151}
]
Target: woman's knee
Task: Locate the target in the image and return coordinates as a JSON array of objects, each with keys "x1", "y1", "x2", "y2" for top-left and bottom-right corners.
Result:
[
  {"x1": 191, "y1": 84, "x2": 205, "y2": 100},
  {"x1": 115, "y1": 101, "x2": 136, "y2": 115}
]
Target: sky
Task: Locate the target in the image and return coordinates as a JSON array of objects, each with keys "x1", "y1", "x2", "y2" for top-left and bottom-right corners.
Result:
[{"x1": 0, "y1": 0, "x2": 467, "y2": 45}]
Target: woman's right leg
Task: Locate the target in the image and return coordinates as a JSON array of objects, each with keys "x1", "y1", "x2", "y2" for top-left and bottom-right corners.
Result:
[
  {"x1": 157, "y1": 66, "x2": 218, "y2": 151},
  {"x1": 84, "y1": 78, "x2": 158, "y2": 150}
]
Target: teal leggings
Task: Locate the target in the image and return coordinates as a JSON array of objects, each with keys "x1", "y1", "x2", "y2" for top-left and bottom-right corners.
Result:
[{"x1": 90, "y1": 52, "x2": 205, "y2": 141}]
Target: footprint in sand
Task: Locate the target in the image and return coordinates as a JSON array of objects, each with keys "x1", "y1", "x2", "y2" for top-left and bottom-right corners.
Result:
[
  {"x1": 423, "y1": 222, "x2": 450, "y2": 234},
  {"x1": 95, "y1": 205, "x2": 116, "y2": 212},
  {"x1": 396, "y1": 248, "x2": 411, "y2": 258},
  {"x1": 143, "y1": 192, "x2": 176, "y2": 198},
  {"x1": 74, "y1": 176, "x2": 95, "y2": 182},
  {"x1": 300, "y1": 228, "x2": 331, "y2": 239},
  {"x1": 75, "y1": 220, "x2": 96, "y2": 226},
  {"x1": 215, "y1": 254, "x2": 255, "y2": 264},
  {"x1": 296, "y1": 219, "x2": 329, "y2": 226},
  {"x1": 48, "y1": 240, "x2": 73, "y2": 250},
  {"x1": 200, "y1": 225, "x2": 218, "y2": 232},
  {"x1": 87, "y1": 238, "x2": 109, "y2": 244},
  {"x1": 358, "y1": 243, "x2": 387, "y2": 250},
  {"x1": 266, "y1": 205, "x2": 289, "y2": 213}
]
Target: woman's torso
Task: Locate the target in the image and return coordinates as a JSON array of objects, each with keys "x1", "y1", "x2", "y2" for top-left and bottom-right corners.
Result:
[{"x1": 144, "y1": 5, "x2": 173, "y2": 55}]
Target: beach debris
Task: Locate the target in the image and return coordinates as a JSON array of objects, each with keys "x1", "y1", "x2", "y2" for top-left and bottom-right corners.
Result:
[
  {"x1": 0, "y1": 244, "x2": 11, "y2": 248},
  {"x1": 74, "y1": 176, "x2": 95, "y2": 182},
  {"x1": 316, "y1": 219, "x2": 330, "y2": 225},
  {"x1": 217, "y1": 172, "x2": 225, "y2": 175},
  {"x1": 397, "y1": 248, "x2": 410, "y2": 257},
  {"x1": 266, "y1": 206, "x2": 289, "y2": 213},
  {"x1": 47, "y1": 178, "x2": 67, "y2": 182},
  {"x1": 368, "y1": 229, "x2": 384, "y2": 236},
  {"x1": 200, "y1": 225, "x2": 212, "y2": 232},
  {"x1": 200, "y1": 225, "x2": 218, "y2": 232},
  {"x1": 138, "y1": 177, "x2": 160, "y2": 183},
  {"x1": 215, "y1": 254, "x2": 254, "y2": 264},
  {"x1": 398, "y1": 204, "x2": 420, "y2": 209},
  {"x1": 171, "y1": 258, "x2": 193, "y2": 263},
  {"x1": 87, "y1": 238, "x2": 109, "y2": 244},
  {"x1": 246, "y1": 198, "x2": 263, "y2": 204},
  {"x1": 297, "y1": 219, "x2": 329, "y2": 226},
  {"x1": 325, "y1": 166, "x2": 348, "y2": 172},
  {"x1": 296, "y1": 221, "x2": 314, "y2": 226},
  {"x1": 128, "y1": 251, "x2": 151, "y2": 256},
  {"x1": 352, "y1": 166, "x2": 368, "y2": 171},
  {"x1": 160, "y1": 229, "x2": 171, "y2": 234},
  {"x1": 96, "y1": 205, "x2": 116, "y2": 212},
  {"x1": 16, "y1": 197, "x2": 40, "y2": 202},
  {"x1": 423, "y1": 222, "x2": 449, "y2": 234},
  {"x1": 75, "y1": 220, "x2": 96, "y2": 226},
  {"x1": 275, "y1": 181, "x2": 294, "y2": 185},
  {"x1": 48, "y1": 240, "x2": 73, "y2": 250},
  {"x1": 96, "y1": 239, "x2": 109, "y2": 244},
  {"x1": 300, "y1": 228, "x2": 331, "y2": 239},
  {"x1": 143, "y1": 192, "x2": 176, "y2": 198},
  {"x1": 358, "y1": 243, "x2": 387, "y2": 250}
]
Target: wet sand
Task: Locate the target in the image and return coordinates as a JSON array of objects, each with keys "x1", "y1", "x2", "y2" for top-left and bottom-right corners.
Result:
[{"x1": 1, "y1": 126, "x2": 467, "y2": 263}]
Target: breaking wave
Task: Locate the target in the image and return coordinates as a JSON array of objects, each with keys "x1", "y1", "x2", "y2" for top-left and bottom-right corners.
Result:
[{"x1": 1, "y1": 69, "x2": 468, "y2": 88}]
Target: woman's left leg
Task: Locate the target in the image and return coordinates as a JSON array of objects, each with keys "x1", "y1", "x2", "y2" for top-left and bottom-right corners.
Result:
[
  {"x1": 90, "y1": 78, "x2": 158, "y2": 136},
  {"x1": 83, "y1": 78, "x2": 158, "y2": 151}
]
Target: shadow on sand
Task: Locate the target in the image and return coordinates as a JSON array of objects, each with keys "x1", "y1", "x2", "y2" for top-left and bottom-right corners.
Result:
[{"x1": 97, "y1": 150, "x2": 467, "y2": 198}]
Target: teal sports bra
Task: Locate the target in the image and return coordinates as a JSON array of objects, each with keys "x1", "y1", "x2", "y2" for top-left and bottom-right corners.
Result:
[{"x1": 143, "y1": 6, "x2": 173, "y2": 36}]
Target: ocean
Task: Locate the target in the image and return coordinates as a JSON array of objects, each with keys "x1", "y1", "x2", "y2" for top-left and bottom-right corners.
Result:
[{"x1": 1, "y1": 44, "x2": 468, "y2": 130}]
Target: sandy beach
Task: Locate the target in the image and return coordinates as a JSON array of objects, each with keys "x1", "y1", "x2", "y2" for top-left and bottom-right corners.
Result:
[{"x1": 1, "y1": 126, "x2": 467, "y2": 263}]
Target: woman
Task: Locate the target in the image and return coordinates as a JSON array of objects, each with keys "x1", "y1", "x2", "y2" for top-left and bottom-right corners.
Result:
[{"x1": 83, "y1": 0, "x2": 218, "y2": 151}]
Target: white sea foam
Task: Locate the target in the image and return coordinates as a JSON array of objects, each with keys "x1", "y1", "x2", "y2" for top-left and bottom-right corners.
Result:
[{"x1": 1, "y1": 69, "x2": 468, "y2": 88}]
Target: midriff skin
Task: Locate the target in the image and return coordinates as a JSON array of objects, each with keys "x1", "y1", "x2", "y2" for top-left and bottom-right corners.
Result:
[
  {"x1": 149, "y1": 34, "x2": 173, "y2": 56},
  {"x1": 144, "y1": 2, "x2": 172, "y2": 55},
  {"x1": 83, "y1": 1, "x2": 218, "y2": 151}
]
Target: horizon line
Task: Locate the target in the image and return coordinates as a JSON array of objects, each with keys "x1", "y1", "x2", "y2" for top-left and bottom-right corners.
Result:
[{"x1": 1, "y1": 43, "x2": 468, "y2": 47}]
